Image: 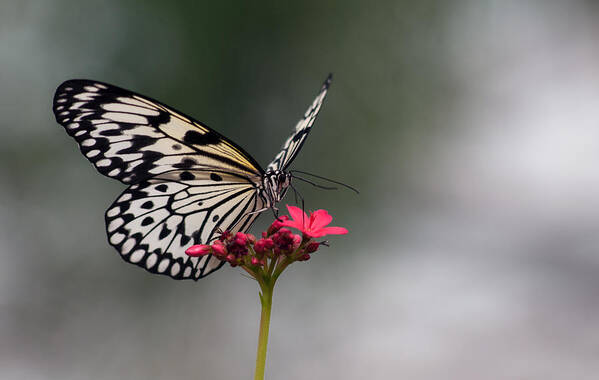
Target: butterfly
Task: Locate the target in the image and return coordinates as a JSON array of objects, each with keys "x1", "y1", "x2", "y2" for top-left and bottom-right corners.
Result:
[{"x1": 52, "y1": 74, "x2": 332, "y2": 280}]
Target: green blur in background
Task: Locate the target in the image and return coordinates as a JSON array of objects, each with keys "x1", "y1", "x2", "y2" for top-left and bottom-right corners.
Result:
[{"x1": 2, "y1": 1, "x2": 599, "y2": 379}]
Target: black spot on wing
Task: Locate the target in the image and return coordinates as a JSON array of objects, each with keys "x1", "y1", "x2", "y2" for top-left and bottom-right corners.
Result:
[
  {"x1": 141, "y1": 201, "x2": 154, "y2": 209},
  {"x1": 156, "y1": 184, "x2": 168, "y2": 192},
  {"x1": 159, "y1": 225, "x2": 171, "y2": 240},
  {"x1": 183, "y1": 130, "x2": 221, "y2": 145},
  {"x1": 180, "y1": 234, "x2": 191, "y2": 246},
  {"x1": 179, "y1": 171, "x2": 195, "y2": 181},
  {"x1": 174, "y1": 158, "x2": 196, "y2": 169},
  {"x1": 210, "y1": 173, "x2": 222, "y2": 181},
  {"x1": 100, "y1": 129, "x2": 122, "y2": 137},
  {"x1": 148, "y1": 110, "x2": 171, "y2": 126}
]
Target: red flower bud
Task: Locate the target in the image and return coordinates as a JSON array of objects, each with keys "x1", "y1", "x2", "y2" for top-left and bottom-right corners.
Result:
[
  {"x1": 247, "y1": 234, "x2": 256, "y2": 245},
  {"x1": 219, "y1": 230, "x2": 232, "y2": 242},
  {"x1": 272, "y1": 228, "x2": 296, "y2": 253},
  {"x1": 211, "y1": 241, "x2": 227, "y2": 257},
  {"x1": 299, "y1": 253, "x2": 311, "y2": 261},
  {"x1": 254, "y1": 238, "x2": 274, "y2": 253},
  {"x1": 226, "y1": 253, "x2": 237, "y2": 263},
  {"x1": 234, "y1": 232, "x2": 248, "y2": 246},
  {"x1": 250, "y1": 257, "x2": 263, "y2": 266},
  {"x1": 292, "y1": 234, "x2": 302, "y2": 250},
  {"x1": 306, "y1": 242, "x2": 320, "y2": 253},
  {"x1": 185, "y1": 244, "x2": 211, "y2": 257},
  {"x1": 267, "y1": 215, "x2": 289, "y2": 235}
]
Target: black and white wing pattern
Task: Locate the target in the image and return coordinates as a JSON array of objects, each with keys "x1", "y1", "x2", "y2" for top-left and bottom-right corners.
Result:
[
  {"x1": 53, "y1": 80, "x2": 264, "y2": 184},
  {"x1": 266, "y1": 74, "x2": 332, "y2": 172},
  {"x1": 53, "y1": 80, "x2": 266, "y2": 280},
  {"x1": 105, "y1": 170, "x2": 265, "y2": 279}
]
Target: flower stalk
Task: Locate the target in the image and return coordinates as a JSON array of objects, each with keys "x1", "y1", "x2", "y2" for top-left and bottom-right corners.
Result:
[{"x1": 254, "y1": 277, "x2": 273, "y2": 380}]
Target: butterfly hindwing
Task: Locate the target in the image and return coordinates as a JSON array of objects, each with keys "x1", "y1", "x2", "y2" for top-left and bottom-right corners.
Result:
[
  {"x1": 105, "y1": 169, "x2": 266, "y2": 280},
  {"x1": 266, "y1": 74, "x2": 332, "y2": 172},
  {"x1": 53, "y1": 80, "x2": 263, "y2": 184}
]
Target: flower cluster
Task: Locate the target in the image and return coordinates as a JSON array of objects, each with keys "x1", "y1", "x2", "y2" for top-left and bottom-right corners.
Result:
[{"x1": 185, "y1": 205, "x2": 347, "y2": 275}]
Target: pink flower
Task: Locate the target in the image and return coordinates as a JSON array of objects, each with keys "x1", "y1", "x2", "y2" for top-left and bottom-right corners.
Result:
[{"x1": 281, "y1": 205, "x2": 348, "y2": 238}]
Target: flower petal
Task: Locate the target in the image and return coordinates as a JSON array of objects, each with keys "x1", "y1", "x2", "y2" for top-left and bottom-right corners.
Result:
[
  {"x1": 286, "y1": 205, "x2": 309, "y2": 227},
  {"x1": 280, "y1": 219, "x2": 304, "y2": 231},
  {"x1": 317, "y1": 226, "x2": 348, "y2": 237},
  {"x1": 310, "y1": 209, "x2": 333, "y2": 230}
]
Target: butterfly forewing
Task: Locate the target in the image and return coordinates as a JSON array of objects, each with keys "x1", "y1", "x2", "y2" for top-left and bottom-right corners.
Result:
[
  {"x1": 266, "y1": 74, "x2": 332, "y2": 172},
  {"x1": 105, "y1": 170, "x2": 266, "y2": 279},
  {"x1": 53, "y1": 80, "x2": 263, "y2": 184}
]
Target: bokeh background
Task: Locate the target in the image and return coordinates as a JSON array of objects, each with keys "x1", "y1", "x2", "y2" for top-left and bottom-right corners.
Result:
[{"x1": 2, "y1": 1, "x2": 599, "y2": 379}]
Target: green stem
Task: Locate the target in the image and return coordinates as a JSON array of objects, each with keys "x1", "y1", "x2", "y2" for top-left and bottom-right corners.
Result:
[{"x1": 254, "y1": 279, "x2": 274, "y2": 380}]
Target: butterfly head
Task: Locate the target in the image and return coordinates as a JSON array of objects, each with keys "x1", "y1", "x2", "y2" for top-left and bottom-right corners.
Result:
[{"x1": 263, "y1": 170, "x2": 292, "y2": 205}]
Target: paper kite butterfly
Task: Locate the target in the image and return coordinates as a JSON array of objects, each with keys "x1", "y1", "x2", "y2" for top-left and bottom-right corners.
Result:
[{"x1": 52, "y1": 75, "x2": 332, "y2": 280}]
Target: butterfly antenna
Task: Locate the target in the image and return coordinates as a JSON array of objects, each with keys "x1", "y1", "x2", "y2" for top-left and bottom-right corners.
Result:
[
  {"x1": 290, "y1": 170, "x2": 359, "y2": 194},
  {"x1": 290, "y1": 182, "x2": 306, "y2": 224},
  {"x1": 292, "y1": 175, "x2": 338, "y2": 190},
  {"x1": 292, "y1": 181, "x2": 299, "y2": 204}
]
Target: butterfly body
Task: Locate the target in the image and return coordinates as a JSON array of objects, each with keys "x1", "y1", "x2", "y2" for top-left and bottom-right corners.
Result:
[
  {"x1": 53, "y1": 75, "x2": 331, "y2": 280},
  {"x1": 262, "y1": 170, "x2": 292, "y2": 207}
]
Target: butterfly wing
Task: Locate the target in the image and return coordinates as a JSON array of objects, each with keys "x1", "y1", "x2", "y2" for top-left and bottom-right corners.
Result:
[
  {"x1": 53, "y1": 80, "x2": 267, "y2": 280},
  {"x1": 106, "y1": 170, "x2": 266, "y2": 280},
  {"x1": 53, "y1": 80, "x2": 264, "y2": 184},
  {"x1": 266, "y1": 74, "x2": 332, "y2": 172}
]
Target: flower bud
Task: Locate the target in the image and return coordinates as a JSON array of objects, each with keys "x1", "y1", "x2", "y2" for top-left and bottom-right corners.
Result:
[
  {"x1": 234, "y1": 232, "x2": 248, "y2": 246},
  {"x1": 272, "y1": 228, "x2": 295, "y2": 253},
  {"x1": 250, "y1": 257, "x2": 263, "y2": 266},
  {"x1": 211, "y1": 241, "x2": 227, "y2": 257},
  {"x1": 185, "y1": 244, "x2": 211, "y2": 257},
  {"x1": 246, "y1": 234, "x2": 256, "y2": 245},
  {"x1": 292, "y1": 234, "x2": 302, "y2": 250},
  {"x1": 306, "y1": 242, "x2": 320, "y2": 253},
  {"x1": 254, "y1": 238, "x2": 274, "y2": 254},
  {"x1": 299, "y1": 253, "x2": 311, "y2": 261},
  {"x1": 219, "y1": 230, "x2": 232, "y2": 242},
  {"x1": 267, "y1": 215, "x2": 289, "y2": 235}
]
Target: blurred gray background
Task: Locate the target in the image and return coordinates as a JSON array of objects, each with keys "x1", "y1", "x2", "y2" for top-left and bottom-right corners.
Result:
[{"x1": 2, "y1": 1, "x2": 599, "y2": 379}]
